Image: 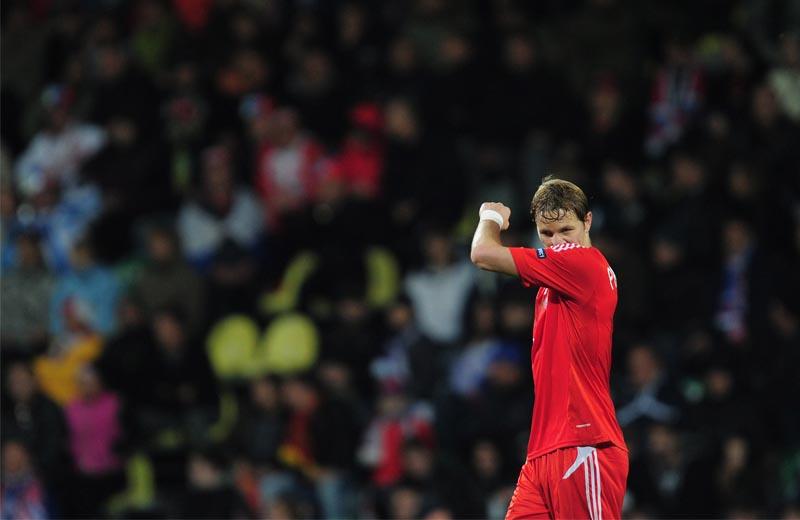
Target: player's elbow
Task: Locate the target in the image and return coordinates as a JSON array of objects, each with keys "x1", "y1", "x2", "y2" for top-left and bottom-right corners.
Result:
[{"x1": 470, "y1": 245, "x2": 494, "y2": 271}]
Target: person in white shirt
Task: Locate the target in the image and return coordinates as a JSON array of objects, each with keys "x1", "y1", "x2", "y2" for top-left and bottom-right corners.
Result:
[{"x1": 15, "y1": 85, "x2": 106, "y2": 198}]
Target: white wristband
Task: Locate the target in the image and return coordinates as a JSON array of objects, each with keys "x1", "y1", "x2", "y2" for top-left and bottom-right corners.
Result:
[{"x1": 480, "y1": 209, "x2": 505, "y2": 228}]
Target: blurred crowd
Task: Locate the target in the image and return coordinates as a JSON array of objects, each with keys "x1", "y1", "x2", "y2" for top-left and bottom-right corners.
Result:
[{"x1": 2, "y1": 0, "x2": 800, "y2": 518}]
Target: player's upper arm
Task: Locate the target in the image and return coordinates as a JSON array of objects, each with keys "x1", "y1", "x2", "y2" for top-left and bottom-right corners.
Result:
[
  {"x1": 508, "y1": 244, "x2": 593, "y2": 300},
  {"x1": 470, "y1": 244, "x2": 518, "y2": 277}
]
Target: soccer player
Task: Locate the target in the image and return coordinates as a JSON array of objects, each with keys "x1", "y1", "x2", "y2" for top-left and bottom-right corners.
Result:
[{"x1": 470, "y1": 177, "x2": 628, "y2": 520}]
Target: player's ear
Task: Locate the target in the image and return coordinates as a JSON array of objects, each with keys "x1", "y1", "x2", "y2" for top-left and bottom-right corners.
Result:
[{"x1": 584, "y1": 211, "x2": 593, "y2": 234}]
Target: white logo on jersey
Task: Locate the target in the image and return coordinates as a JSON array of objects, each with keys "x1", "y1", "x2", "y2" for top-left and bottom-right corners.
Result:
[
  {"x1": 551, "y1": 243, "x2": 582, "y2": 253},
  {"x1": 607, "y1": 266, "x2": 617, "y2": 290}
]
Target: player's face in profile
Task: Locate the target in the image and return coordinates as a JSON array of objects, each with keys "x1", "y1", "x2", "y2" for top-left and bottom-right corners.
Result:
[{"x1": 536, "y1": 210, "x2": 592, "y2": 247}]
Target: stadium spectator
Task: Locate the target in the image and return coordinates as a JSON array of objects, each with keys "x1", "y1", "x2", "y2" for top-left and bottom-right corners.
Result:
[
  {"x1": 333, "y1": 102, "x2": 385, "y2": 199},
  {"x1": 579, "y1": 78, "x2": 644, "y2": 177},
  {"x1": 448, "y1": 298, "x2": 504, "y2": 398},
  {"x1": 81, "y1": 113, "x2": 173, "y2": 217},
  {"x1": 616, "y1": 344, "x2": 682, "y2": 431},
  {"x1": 11, "y1": 181, "x2": 103, "y2": 275},
  {"x1": 358, "y1": 389, "x2": 434, "y2": 488},
  {"x1": 485, "y1": 33, "x2": 571, "y2": 146},
  {"x1": 381, "y1": 37, "x2": 424, "y2": 100},
  {"x1": 161, "y1": 57, "x2": 209, "y2": 195},
  {"x1": 742, "y1": 83, "x2": 800, "y2": 191},
  {"x1": 627, "y1": 423, "x2": 687, "y2": 516},
  {"x1": 714, "y1": 218, "x2": 758, "y2": 344},
  {"x1": 0, "y1": 233, "x2": 54, "y2": 358},
  {"x1": 179, "y1": 450, "x2": 252, "y2": 519},
  {"x1": 404, "y1": 227, "x2": 476, "y2": 345},
  {"x1": 1, "y1": 440, "x2": 50, "y2": 520},
  {"x1": 495, "y1": 283, "x2": 535, "y2": 347},
  {"x1": 333, "y1": 3, "x2": 380, "y2": 91},
  {"x1": 645, "y1": 34, "x2": 705, "y2": 158},
  {"x1": 253, "y1": 108, "x2": 326, "y2": 230},
  {"x1": 132, "y1": 225, "x2": 205, "y2": 337},
  {"x1": 48, "y1": 239, "x2": 120, "y2": 339},
  {"x1": 687, "y1": 363, "x2": 762, "y2": 449},
  {"x1": 311, "y1": 361, "x2": 364, "y2": 519},
  {"x1": 89, "y1": 43, "x2": 160, "y2": 133},
  {"x1": 319, "y1": 285, "x2": 382, "y2": 399},
  {"x1": 14, "y1": 85, "x2": 106, "y2": 197},
  {"x1": 231, "y1": 376, "x2": 285, "y2": 467},
  {"x1": 285, "y1": 48, "x2": 347, "y2": 147},
  {"x1": 386, "y1": 483, "x2": 423, "y2": 520},
  {"x1": 0, "y1": 184, "x2": 18, "y2": 270},
  {"x1": 94, "y1": 296, "x2": 152, "y2": 435},
  {"x1": 381, "y1": 97, "x2": 465, "y2": 231},
  {"x1": 768, "y1": 33, "x2": 800, "y2": 122},
  {"x1": 277, "y1": 376, "x2": 320, "y2": 475},
  {"x1": 558, "y1": 0, "x2": 642, "y2": 93},
  {"x1": 64, "y1": 365, "x2": 124, "y2": 517},
  {"x1": 135, "y1": 306, "x2": 218, "y2": 479},
  {"x1": 371, "y1": 295, "x2": 438, "y2": 400},
  {"x1": 177, "y1": 144, "x2": 265, "y2": 270},
  {"x1": 467, "y1": 439, "x2": 516, "y2": 519},
  {"x1": 1, "y1": 362, "x2": 70, "y2": 515}
]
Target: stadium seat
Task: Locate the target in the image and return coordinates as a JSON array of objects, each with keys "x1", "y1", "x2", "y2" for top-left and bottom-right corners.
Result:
[
  {"x1": 106, "y1": 453, "x2": 156, "y2": 515},
  {"x1": 365, "y1": 246, "x2": 400, "y2": 309},
  {"x1": 206, "y1": 315, "x2": 260, "y2": 380},
  {"x1": 208, "y1": 390, "x2": 239, "y2": 443},
  {"x1": 253, "y1": 313, "x2": 319, "y2": 375},
  {"x1": 259, "y1": 251, "x2": 319, "y2": 315}
]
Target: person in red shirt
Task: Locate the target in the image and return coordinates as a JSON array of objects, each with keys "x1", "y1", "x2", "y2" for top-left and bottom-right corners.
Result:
[{"x1": 470, "y1": 177, "x2": 628, "y2": 520}]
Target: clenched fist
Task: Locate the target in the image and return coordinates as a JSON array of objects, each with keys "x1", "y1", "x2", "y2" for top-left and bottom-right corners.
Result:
[{"x1": 479, "y1": 202, "x2": 511, "y2": 230}]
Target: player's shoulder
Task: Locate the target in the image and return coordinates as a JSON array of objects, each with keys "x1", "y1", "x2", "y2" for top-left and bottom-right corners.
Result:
[
  {"x1": 548, "y1": 244, "x2": 609, "y2": 269},
  {"x1": 547, "y1": 243, "x2": 604, "y2": 261},
  {"x1": 548, "y1": 244, "x2": 606, "y2": 257}
]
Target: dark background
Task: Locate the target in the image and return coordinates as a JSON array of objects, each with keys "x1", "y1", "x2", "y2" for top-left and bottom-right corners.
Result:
[{"x1": 1, "y1": 0, "x2": 799, "y2": 518}]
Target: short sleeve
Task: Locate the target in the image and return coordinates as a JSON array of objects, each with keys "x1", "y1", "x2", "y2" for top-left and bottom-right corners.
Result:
[{"x1": 509, "y1": 245, "x2": 594, "y2": 301}]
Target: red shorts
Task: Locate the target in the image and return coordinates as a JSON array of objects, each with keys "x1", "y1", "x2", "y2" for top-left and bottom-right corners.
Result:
[{"x1": 506, "y1": 443, "x2": 628, "y2": 520}]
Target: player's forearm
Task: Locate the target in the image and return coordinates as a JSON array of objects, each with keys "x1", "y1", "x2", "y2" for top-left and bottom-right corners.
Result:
[
  {"x1": 471, "y1": 202, "x2": 518, "y2": 275},
  {"x1": 471, "y1": 221, "x2": 502, "y2": 251},
  {"x1": 470, "y1": 221, "x2": 502, "y2": 267}
]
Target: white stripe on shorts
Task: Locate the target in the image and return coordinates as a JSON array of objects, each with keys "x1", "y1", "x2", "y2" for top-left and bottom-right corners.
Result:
[
  {"x1": 593, "y1": 450, "x2": 602, "y2": 520},
  {"x1": 583, "y1": 459, "x2": 594, "y2": 520}
]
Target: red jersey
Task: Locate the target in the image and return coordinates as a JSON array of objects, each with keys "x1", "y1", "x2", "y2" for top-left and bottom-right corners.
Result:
[{"x1": 509, "y1": 243, "x2": 627, "y2": 461}]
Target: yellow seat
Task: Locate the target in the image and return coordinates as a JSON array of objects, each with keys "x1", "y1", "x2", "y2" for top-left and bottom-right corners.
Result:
[
  {"x1": 106, "y1": 453, "x2": 155, "y2": 515},
  {"x1": 253, "y1": 313, "x2": 319, "y2": 375},
  {"x1": 208, "y1": 390, "x2": 239, "y2": 443},
  {"x1": 454, "y1": 208, "x2": 478, "y2": 242},
  {"x1": 365, "y1": 247, "x2": 400, "y2": 309},
  {"x1": 206, "y1": 315, "x2": 260, "y2": 380},
  {"x1": 259, "y1": 251, "x2": 319, "y2": 315}
]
